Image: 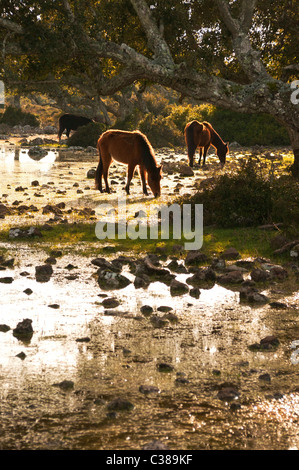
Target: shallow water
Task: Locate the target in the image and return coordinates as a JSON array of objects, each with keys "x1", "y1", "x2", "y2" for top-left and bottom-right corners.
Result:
[{"x1": 1, "y1": 141, "x2": 299, "y2": 450}]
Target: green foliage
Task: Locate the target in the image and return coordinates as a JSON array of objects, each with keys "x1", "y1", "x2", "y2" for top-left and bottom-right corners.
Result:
[
  {"x1": 138, "y1": 113, "x2": 184, "y2": 148},
  {"x1": 0, "y1": 106, "x2": 39, "y2": 127},
  {"x1": 181, "y1": 159, "x2": 299, "y2": 233},
  {"x1": 67, "y1": 122, "x2": 106, "y2": 148}
]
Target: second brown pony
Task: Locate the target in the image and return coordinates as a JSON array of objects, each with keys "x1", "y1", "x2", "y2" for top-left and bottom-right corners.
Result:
[
  {"x1": 184, "y1": 120, "x2": 229, "y2": 167},
  {"x1": 95, "y1": 129, "x2": 162, "y2": 197}
]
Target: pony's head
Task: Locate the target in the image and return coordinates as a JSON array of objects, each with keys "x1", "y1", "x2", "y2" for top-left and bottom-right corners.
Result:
[
  {"x1": 148, "y1": 165, "x2": 162, "y2": 198},
  {"x1": 217, "y1": 142, "x2": 229, "y2": 166}
]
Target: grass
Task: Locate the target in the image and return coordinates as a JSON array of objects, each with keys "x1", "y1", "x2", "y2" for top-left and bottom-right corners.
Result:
[{"x1": 0, "y1": 221, "x2": 287, "y2": 262}]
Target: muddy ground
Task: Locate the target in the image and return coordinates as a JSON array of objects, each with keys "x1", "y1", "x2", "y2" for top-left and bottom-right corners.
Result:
[{"x1": 0, "y1": 136, "x2": 298, "y2": 450}]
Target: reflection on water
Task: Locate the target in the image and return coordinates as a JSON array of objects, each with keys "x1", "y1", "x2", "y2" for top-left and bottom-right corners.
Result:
[{"x1": 0, "y1": 247, "x2": 298, "y2": 450}]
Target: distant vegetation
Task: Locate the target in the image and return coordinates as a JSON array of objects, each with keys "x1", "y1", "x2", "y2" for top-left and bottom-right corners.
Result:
[
  {"x1": 0, "y1": 88, "x2": 290, "y2": 149},
  {"x1": 0, "y1": 105, "x2": 40, "y2": 127}
]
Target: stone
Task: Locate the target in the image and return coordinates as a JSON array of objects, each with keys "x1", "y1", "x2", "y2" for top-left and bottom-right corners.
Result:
[
  {"x1": 250, "y1": 268, "x2": 271, "y2": 282},
  {"x1": 185, "y1": 250, "x2": 208, "y2": 266},
  {"x1": 52, "y1": 380, "x2": 74, "y2": 391},
  {"x1": 35, "y1": 264, "x2": 53, "y2": 282},
  {"x1": 139, "y1": 385, "x2": 160, "y2": 395},
  {"x1": 220, "y1": 247, "x2": 240, "y2": 260},
  {"x1": 107, "y1": 398, "x2": 134, "y2": 411},
  {"x1": 13, "y1": 319, "x2": 33, "y2": 340},
  {"x1": 170, "y1": 279, "x2": 189, "y2": 296},
  {"x1": 97, "y1": 270, "x2": 131, "y2": 290},
  {"x1": 102, "y1": 298, "x2": 120, "y2": 308},
  {"x1": 217, "y1": 270, "x2": 244, "y2": 285}
]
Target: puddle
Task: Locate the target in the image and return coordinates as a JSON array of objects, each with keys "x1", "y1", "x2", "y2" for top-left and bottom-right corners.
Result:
[{"x1": 0, "y1": 142, "x2": 299, "y2": 450}]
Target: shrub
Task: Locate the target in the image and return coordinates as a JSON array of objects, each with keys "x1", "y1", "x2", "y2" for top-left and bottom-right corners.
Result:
[
  {"x1": 182, "y1": 159, "x2": 273, "y2": 228},
  {"x1": 67, "y1": 122, "x2": 106, "y2": 148},
  {"x1": 0, "y1": 106, "x2": 40, "y2": 127},
  {"x1": 138, "y1": 113, "x2": 184, "y2": 148}
]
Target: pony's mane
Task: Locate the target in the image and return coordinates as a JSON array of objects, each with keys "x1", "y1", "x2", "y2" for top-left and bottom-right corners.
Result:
[
  {"x1": 136, "y1": 130, "x2": 158, "y2": 171},
  {"x1": 203, "y1": 121, "x2": 226, "y2": 148}
]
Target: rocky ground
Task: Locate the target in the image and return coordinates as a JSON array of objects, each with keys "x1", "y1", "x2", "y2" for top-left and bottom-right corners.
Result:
[{"x1": 0, "y1": 130, "x2": 298, "y2": 450}]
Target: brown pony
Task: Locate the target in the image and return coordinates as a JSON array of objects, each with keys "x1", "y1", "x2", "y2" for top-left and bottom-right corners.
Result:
[
  {"x1": 184, "y1": 120, "x2": 229, "y2": 167},
  {"x1": 95, "y1": 129, "x2": 162, "y2": 197}
]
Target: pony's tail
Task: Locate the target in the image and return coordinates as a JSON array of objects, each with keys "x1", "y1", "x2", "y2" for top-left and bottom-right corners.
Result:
[
  {"x1": 184, "y1": 121, "x2": 202, "y2": 165},
  {"x1": 95, "y1": 141, "x2": 103, "y2": 190}
]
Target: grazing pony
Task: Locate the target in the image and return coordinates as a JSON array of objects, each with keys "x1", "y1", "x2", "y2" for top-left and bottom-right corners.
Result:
[
  {"x1": 58, "y1": 114, "x2": 93, "y2": 142},
  {"x1": 95, "y1": 129, "x2": 162, "y2": 198},
  {"x1": 184, "y1": 120, "x2": 229, "y2": 167}
]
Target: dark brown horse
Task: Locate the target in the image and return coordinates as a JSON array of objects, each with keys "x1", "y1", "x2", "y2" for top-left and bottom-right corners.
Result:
[
  {"x1": 58, "y1": 114, "x2": 93, "y2": 142},
  {"x1": 95, "y1": 129, "x2": 162, "y2": 197},
  {"x1": 184, "y1": 120, "x2": 229, "y2": 167}
]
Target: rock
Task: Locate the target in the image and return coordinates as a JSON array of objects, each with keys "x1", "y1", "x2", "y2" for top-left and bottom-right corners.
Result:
[
  {"x1": 91, "y1": 257, "x2": 121, "y2": 272},
  {"x1": 250, "y1": 268, "x2": 271, "y2": 282},
  {"x1": 290, "y1": 244, "x2": 299, "y2": 258},
  {"x1": 16, "y1": 352, "x2": 26, "y2": 360},
  {"x1": 150, "y1": 316, "x2": 169, "y2": 328},
  {"x1": 217, "y1": 387, "x2": 240, "y2": 401},
  {"x1": 268, "y1": 265, "x2": 288, "y2": 281},
  {"x1": 23, "y1": 288, "x2": 33, "y2": 295},
  {"x1": 269, "y1": 301, "x2": 288, "y2": 309},
  {"x1": 43, "y1": 125, "x2": 57, "y2": 134},
  {"x1": 9, "y1": 227, "x2": 42, "y2": 239},
  {"x1": 139, "y1": 385, "x2": 160, "y2": 395},
  {"x1": 97, "y1": 270, "x2": 131, "y2": 290},
  {"x1": 170, "y1": 279, "x2": 189, "y2": 296},
  {"x1": 13, "y1": 319, "x2": 33, "y2": 340},
  {"x1": 156, "y1": 363, "x2": 174, "y2": 372},
  {"x1": 259, "y1": 373, "x2": 271, "y2": 382},
  {"x1": 239, "y1": 285, "x2": 269, "y2": 304},
  {"x1": 166, "y1": 259, "x2": 188, "y2": 273},
  {"x1": 142, "y1": 440, "x2": 169, "y2": 450},
  {"x1": 0, "y1": 203, "x2": 11, "y2": 217},
  {"x1": 248, "y1": 335, "x2": 280, "y2": 351},
  {"x1": 190, "y1": 287, "x2": 200, "y2": 298},
  {"x1": 134, "y1": 276, "x2": 150, "y2": 289},
  {"x1": 76, "y1": 337, "x2": 91, "y2": 343},
  {"x1": 179, "y1": 164, "x2": 194, "y2": 176},
  {"x1": 35, "y1": 264, "x2": 53, "y2": 282},
  {"x1": 220, "y1": 247, "x2": 240, "y2": 260},
  {"x1": 52, "y1": 380, "x2": 74, "y2": 391},
  {"x1": 107, "y1": 398, "x2": 134, "y2": 411},
  {"x1": 157, "y1": 306, "x2": 173, "y2": 312},
  {"x1": 102, "y1": 298, "x2": 120, "y2": 308},
  {"x1": 0, "y1": 324, "x2": 10, "y2": 332},
  {"x1": 0, "y1": 277, "x2": 14, "y2": 284},
  {"x1": 218, "y1": 270, "x2": 244, "y2": 285},
  {"x1": 31, "y1": 180, "x2": 39, "y2": 186},
  {"x1": 273, "y1": 240, "x2": 299, "y2": 255},
  {"x1": 140, "y1": 305, "x2": 154, "y2": 316},
  {"x1": 87, "y1": 168, "x2": 96, "y2": 179},
  {"x1": 185, "y1": 250, "x2": 208, "y2": 266}
]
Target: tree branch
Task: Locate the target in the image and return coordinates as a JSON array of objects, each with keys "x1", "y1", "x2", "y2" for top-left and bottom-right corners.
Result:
[
  {"x1": 130, "y1": 0, "x2": 174, "y2": 69},
  {"x1": 0, "y1": 17, "x2": 23, "y2": 34}
]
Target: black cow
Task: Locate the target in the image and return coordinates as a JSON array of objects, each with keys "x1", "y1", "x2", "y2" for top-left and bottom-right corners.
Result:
[{"x1": 58, "y1": 114, "x2": 93, "y2": 142}]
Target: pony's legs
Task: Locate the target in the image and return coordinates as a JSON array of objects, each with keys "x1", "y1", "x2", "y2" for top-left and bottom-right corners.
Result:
[
  {"x1": 198, "y1": 148, "x2": 202, "y2": 165},
  {"x1": 95, "y1": 158, "x2": 103, "y2": 192},
  {"x1": 203, "y1": 145, "x2": 210, "y2": 165},
  {"x1": 102, "y1": 157, "x2": 112, "y2": 193},
  {"x1": 58, "y1": 126, "x2": 65, "y2": 142},
  {"x1": 125, "y1": 164, "x2": 136, "y2": 195},
  {"x1": 139, "y1": 166, "x2": 148, "y2": 196}
]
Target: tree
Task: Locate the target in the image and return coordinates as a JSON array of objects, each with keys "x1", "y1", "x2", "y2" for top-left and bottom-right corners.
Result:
[{"x1": 0, "y1": 0, "x2": 298, "y2": 175}]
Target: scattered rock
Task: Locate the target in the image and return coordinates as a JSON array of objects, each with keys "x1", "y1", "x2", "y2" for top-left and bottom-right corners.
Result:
[
  {"x1": 35, "y1": 264, "x2": 53, "y2": 282},
  {"x1": 218, "y1": 270, "x2": 244, "y2": 285},
  {"x1": 220, "y1": 247, "x2": 240, "y2": 260},
  {"x1": 140, "y1": 305, "x2": 154, "y2": 316},
  {"x1": 259, "y1": 373, "x2": 271, "y2": 382},
  {"x1": 156, "y1": 362, "x2": 174, "y2": 372},
  {"x1": 13, "y1": 319, "x2": 33, "y2": 340},
  {"x1": 76, "y1": 337, "x2": 91, "y2": 343},
  {"x1": 248, "y1": 335, "x2": 280, "y2": 352},
  {"x1": 170, "y1": 279, "x2": 189, "y2": 296},
  {"x1": 239, "y1": 285, "x2": 269, "y2": 304},
  {"x1": 0, "y1": 324, "x2": 10, "y2": 332},
  {"x1": 52, "y1": 380, "x2": 74, "y2": 391},
  {"x1": 16, "y1": 352, "x2": 26, "y2": 360},
  {"x1": 185, "y1": 250, "x2": 208, "y2": 266},
  {"x1": 142, "y1": 440, "x2": 169, "y2": 450},
  {"x1": 0, "y1": 277, "x2": 14, "y2": 284},
  {"x1": 97, "y1": 270, "x2": 131, "y2": 290},
  {"x1": 107, "y1": 398, "x2": 134, "y2": 411},
  {"x1": 102, "y1": 298, "x2": 120, "y2": 308},
  {"x1": 23, "y1": 288, "x2": 33, "y2": 295},
  {"x1": 139, "y1": 385, "x2": 160, "y2": 395}
]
